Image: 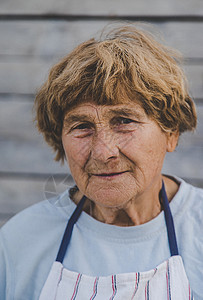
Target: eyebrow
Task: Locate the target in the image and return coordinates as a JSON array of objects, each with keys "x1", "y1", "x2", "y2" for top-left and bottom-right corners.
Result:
[
  {"x1": 63, "y1": 107, "x2": 145, "y2": 126},
  {"x1": 63, "y1": 114, "x2": 91, "y2": 127},
  {"x1": 108, "y1": 108, "x2": 145, "y2": 120}
]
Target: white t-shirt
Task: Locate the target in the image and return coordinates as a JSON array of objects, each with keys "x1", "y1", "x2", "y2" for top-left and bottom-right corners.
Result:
[{"x1": 0, "y1": 177, "x2": 203, "y2": 299}]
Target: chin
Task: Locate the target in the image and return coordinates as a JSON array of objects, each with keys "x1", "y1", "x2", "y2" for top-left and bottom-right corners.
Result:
[{"x1": 87, "y1": 188, "x2": 133, "y2": 209}]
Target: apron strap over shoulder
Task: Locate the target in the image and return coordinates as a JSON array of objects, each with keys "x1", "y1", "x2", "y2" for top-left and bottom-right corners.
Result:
[
  {"x1": 56, "y1": 195, "x2": 86, "y2": 263},
  {"x1": 161, "y1": 180, "x2": 179, "y2": 256}
]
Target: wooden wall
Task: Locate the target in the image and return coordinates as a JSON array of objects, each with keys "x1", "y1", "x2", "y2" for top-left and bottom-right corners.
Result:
[{"x1": 0, "y1": 1, "x2": 203, "y2": 227}]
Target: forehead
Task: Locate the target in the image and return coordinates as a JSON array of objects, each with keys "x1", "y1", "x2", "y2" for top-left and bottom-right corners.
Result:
[{"x1": 64, "y1": 101, "x2": 147, "y2": 120}]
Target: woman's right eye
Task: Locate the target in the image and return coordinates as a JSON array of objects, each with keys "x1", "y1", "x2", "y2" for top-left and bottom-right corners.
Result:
[
  {"x1": 71, "y1": 123, "x2": 94, "y2": 137},
  {"x1": 73, "y1": 123, "x2": 92, "y2": 130}
]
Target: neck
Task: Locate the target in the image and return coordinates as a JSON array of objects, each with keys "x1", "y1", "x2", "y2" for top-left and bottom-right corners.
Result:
[
  {"x1": 72, "y1": 175, "x2": 179, "y2": 227},
  {"x1": 89, "y1": 198, "x2": 162, "y2": 226}
]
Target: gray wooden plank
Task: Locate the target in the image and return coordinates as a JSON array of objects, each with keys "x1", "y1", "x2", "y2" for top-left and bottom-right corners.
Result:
[
  {"x1": 0, "y1": 100, "x2": 203, "y2": 177},
  {"x1": 0, "y1": 21, "x2": 203, "y2": 59},
  {"x1": 0, "y1": 99, "x2": 42, "y2": 143},
  {"x1": 0, "y1": 139, "x2": 69, "y2": 173},
  {"x1": 0, "y1": 20, "x2": 106, "y2": 57},
  {"x1": 0, "y1": 99, "x2": 69, "y2": 173},
  {"x1": 183, "y1": 65, "x2": 203, "y2": 100},
  {"x1": 0, "y1": 179, "x2": 46, "y2": 227},
  {"x1": 0, "y1": 179, "x2": 44, "y2": 215},
  {"x1": 0, "y1": 61, "x2": 202, "y2": 98},
  {"x1": 162, "y1": 146, "x2": 203, "y2": 179},
  {"x1": 0, "y1": 60, "x2": 51, "y2": 94},
  {"x1": 0, "y1": 0, "x2": 203, "y2": 15}
]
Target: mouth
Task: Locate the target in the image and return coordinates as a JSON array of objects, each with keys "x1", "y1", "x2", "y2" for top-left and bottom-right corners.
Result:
[{"x1": 92, "y1": 171, "x2": 128, "y2": 178}]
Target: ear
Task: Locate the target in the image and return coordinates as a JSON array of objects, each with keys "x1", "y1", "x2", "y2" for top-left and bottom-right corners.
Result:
[{"x1": 166, "y1": 131, "x2": 179, "y2": 152}]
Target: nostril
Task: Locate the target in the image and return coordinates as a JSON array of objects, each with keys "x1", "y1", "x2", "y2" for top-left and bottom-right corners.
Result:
[{"x1": 91, "y1": 137, "x2": 119, "y2": 162}]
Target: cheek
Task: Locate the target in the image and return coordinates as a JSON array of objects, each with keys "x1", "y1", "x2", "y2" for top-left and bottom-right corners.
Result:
[
  {"x1": 117, "y1": 132, "x2": 137, "y2": 151},
  {"x1": 143, "y1": 134, "x2": 167, "y2": 169},
  {"x1": 118, "y1": 132, "x2": 144, "y2": 158},
  {"x1": 119, "y1": 131, "x2": 167, "y2": 167},
  {"x1": 62, "y1": 136, "x2": 91, "y2": 170}
]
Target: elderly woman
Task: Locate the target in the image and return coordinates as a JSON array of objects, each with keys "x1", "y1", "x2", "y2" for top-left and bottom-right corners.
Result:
[{"x1": 0, "y1": 25, "x2": 202, "y2": 299}]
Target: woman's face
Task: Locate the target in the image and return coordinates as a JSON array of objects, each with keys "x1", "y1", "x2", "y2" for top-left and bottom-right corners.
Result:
[{"x1": 62, "y1": 101, "x2": 178, "y2": 208}]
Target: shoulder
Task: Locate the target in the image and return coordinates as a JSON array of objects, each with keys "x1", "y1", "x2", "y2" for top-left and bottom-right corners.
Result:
[
  {"x1": 0, "y1": 188, "x2": 75, "y2": 267},
  {"x1": 172, "y1": 177, "x2": 203, "y2": 296},
  {"x1": 1, "y1": 188, "x2": 73, "y2": 235},
  {"x1": 172, "y1": 176, "x2": 203, "y2": 207},
  {"x1": 0, "y1": 189, "x2": 75, "y2": 299},
  {"x1": 169, "y1": 176, "x2": 203, "y2": 254},
  {"x1": 179, "y1": 177, "x2": 203, "y2": 211},
  {"x1": 172, "y1": 177, "x2": 203, "y2": 226},
  {"x1": 179, "y1": 178, "x2": 203, "y2": 237}
]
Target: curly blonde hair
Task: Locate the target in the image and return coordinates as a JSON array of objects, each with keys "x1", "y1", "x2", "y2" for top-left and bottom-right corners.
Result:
[{"x1": 35, "y1": 24, "x2": 197, "y2": 162}]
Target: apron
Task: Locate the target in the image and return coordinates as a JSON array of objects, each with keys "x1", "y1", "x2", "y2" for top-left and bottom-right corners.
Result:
[{"x1": 39, "y1": 182, "x2": 194, "y2": 299}]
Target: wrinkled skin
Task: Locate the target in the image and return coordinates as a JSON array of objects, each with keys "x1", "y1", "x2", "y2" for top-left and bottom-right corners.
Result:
[{"x1": 62, "y1": 101, "x2": 179, "y2": 226}]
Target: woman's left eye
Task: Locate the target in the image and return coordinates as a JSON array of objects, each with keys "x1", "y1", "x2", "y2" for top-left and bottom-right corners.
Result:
[
  {"x1": 112, "y1": 117, "x2": 139, "y2": 131},
  {"x1": 113, "y1": 117, "x2": 135, "y2": 126},
  {"x1": 119, "y1": 118, "x2": 134, "y2": 124}
]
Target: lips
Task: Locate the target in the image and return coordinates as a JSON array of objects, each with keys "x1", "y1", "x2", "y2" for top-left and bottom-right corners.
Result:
[{"x1": 92, "y1": 171, "x2": 127, "y2": 177}]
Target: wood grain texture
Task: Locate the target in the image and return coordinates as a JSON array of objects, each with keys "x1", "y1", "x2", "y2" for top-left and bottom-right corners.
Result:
[
  {"x1": 0, "y1": 0, "x2": 203, "y2": 15},
  {"x1": 0, "y1": 179, "x2": 45, "y2": 227},
  {"x1": 0, "y1": 21, "x2": 202, "y2": 98},
  {"x1": 1, "y1": 21, "x2": 203, "y2": 58}
]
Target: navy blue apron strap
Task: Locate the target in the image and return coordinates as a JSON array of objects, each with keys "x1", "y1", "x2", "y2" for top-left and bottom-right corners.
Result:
[
  {"x1": 56, "y1": 195, "x2": 86, "y2": 263},
  {"x1": 56, "y1": 181, "x2": 178, "y2": 263},
  {"x1": 161, "y1": 180, "x2": 179, "y2": 256}
]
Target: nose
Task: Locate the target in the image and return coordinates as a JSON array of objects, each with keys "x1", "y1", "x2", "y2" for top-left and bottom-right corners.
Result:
[{"x1": 91, "y1": 130, "x2": 119, "y2": 162}]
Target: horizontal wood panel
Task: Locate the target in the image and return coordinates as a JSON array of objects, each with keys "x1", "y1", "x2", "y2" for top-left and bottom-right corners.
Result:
[
  {"x1": 0, "y1": 61, "x2": 202, "y2": 98},
  {"x1": 0, "y1": 179, "x2": 45, "y2": 227},
  {"x1": 0, "y1": 0, "x2": 203, "y2": 16},
  {"x1": 0, "y1": 139, "x2": 69, "y2": 173},
  {"x1": 0, "y1": 21, "x2": 202, "y2": 98},
  {"x1": 0, "y1": 99, "x2": 202, "y2": 177},
  {"x1": 162, "y1": 146, "x2": 203, "y2": 178},
  {"x1": 0, "y1": 179, "x2": 44, "y2": 214},
  {"x1": 0, "y1": 99, "x2": 67, "y2": 173},
  {"x1": 0, "y1": 21, "x2": 203, "y2": 59}
]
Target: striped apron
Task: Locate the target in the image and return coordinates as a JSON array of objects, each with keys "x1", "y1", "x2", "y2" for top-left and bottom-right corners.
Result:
[{"x1": 39, "y1": 182, "x2": 194, "y2": 299}]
